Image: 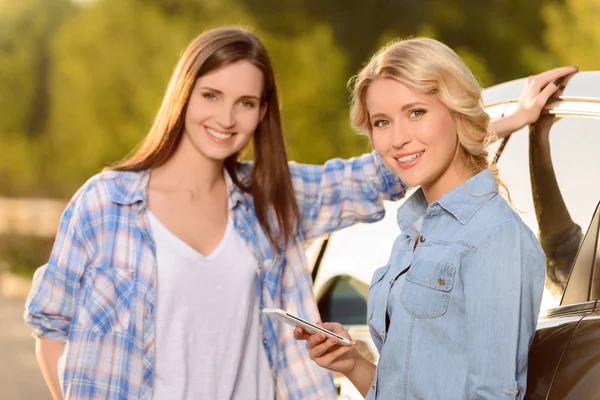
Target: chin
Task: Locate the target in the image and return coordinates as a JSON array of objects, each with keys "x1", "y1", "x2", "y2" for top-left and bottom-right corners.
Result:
[
  {"x1": 204, "y1": 150, "x2": 237, "y2": 163},
  {"x1": 403, "y1": 171, "x2": 440, "y2": 190}
]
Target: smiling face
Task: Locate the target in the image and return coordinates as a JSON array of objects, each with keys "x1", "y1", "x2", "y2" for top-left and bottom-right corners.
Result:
[
  {"x1": 181, "y1": 59, "x2": 266, "y2": 163},
  {"x1": 367, "y1": 77, "x2": 473, "y2": 202}
]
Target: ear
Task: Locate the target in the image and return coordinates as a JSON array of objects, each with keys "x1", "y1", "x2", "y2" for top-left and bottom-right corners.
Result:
[{"x1": 259, "y1": 102, "x2": 268, "y2": 122}]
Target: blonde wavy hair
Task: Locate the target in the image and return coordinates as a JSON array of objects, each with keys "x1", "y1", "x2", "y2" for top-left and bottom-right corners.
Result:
[{"x1": 350, "y1": 37, "x2": 506, "y2": 195}]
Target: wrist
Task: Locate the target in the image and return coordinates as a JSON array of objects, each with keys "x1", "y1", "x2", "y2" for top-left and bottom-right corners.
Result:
[
  {"x1": 510, "y1": 110, "x2": 531, "y2": 132},
  {"x1": 492, "y1": 111, "x2": 527, "y2": 139},
  {"x1": 345, "y1": 348, "x2": 372, "y2": 378}
]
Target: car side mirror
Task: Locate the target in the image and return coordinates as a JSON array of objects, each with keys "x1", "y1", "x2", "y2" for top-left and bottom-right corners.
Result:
[{"x1": 561, "y1": 200, "x2": 600, "y2": 305}]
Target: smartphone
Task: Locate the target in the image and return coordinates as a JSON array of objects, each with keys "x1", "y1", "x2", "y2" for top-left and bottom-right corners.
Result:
[{"x1": 262, "y1": 308, "x2": 352, "y2": 346}]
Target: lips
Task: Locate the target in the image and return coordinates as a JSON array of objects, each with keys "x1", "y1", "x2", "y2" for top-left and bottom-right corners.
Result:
[
  {"x1": 395, "y1": 151, "x2": 424, "y2": 163},
  {"x1": 393, "y1": 151, "x2": 424, "y2": 169},
  {"x1": 205, "y1": 126, "x2": 235, "y2": 143}
]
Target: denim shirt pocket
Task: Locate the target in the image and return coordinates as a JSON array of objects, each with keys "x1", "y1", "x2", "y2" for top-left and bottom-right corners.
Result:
[
  {"x1": 76, "y1": 265, "x2": 136, "y2": 335},
  {"x1": 400, "y1": 260, "x2": 456, "y2": 318}
]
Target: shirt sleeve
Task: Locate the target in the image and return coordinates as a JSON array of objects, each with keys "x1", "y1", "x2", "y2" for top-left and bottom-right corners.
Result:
[
  {"x1": 24, "y1": 185, "x2": 93, "y2": 341},
  {"x1": 462, "y1": 220, "x2": 545, "y2": 399},
  {"x1": 289, "y1": 151, "x2": 406, "y2": 240}
]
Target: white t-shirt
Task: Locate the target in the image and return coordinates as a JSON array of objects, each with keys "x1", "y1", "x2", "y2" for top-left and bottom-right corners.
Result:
[{"x1": 149, "y1": 211, "x2": 275, "y2": 400}]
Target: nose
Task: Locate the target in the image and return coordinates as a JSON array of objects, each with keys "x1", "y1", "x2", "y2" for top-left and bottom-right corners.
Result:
[
  {"x1": 215, "y1": 104, "x2": 236, "y2": 130},
  {"x1": 391, "y1": 122, "x2": 412, "y2": 149}
]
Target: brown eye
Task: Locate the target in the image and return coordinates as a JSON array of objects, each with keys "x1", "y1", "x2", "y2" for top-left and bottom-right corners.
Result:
[
  {"x1": 240, "y1": 100, "x2": 256, "y2": 108},
  {"x1": 373, "y1": 120, "x2": 390, "y2": 128}
]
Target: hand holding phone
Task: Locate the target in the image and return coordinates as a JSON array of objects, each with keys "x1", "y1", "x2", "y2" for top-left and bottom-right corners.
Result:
[{"x1": 262, "y1": 308, "x2": 353, "y2": 346}]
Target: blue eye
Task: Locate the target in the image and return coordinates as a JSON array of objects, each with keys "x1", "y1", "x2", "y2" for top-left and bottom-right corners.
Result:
[{"x1": 410, "y1": 109, "x2": 426, "y2": 118}]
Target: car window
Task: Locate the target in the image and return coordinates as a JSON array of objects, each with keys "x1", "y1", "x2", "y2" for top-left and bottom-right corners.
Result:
[
  {"x1": 495, "y1": 116, "x2": 600, "y2": 310},
  {"x1": 317, "y1": 275, "x2": 369, "y2": 325}
]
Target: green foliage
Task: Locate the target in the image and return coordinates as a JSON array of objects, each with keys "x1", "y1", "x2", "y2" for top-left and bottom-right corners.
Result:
[
  {"x1": 3, "y1": 0, "x2": 597, "y2": 276},
  {"x1": 0, "y1": 0, "x2": 593, "y2": 199},
  {"x1": 0, "y1": 235, "x2": 54, "y2": 278},
  {"x1": 0, "y1": 0, "x2": 73, "y2": 195},
  {"x1": 543, "y1": 0, "x2": 600, "y2": 71}
]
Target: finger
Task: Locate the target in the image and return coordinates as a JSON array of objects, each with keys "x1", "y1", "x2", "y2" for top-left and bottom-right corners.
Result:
[
  {"x1": 322, "y1": 343, "x2": 356, "y2": 368},
  {"x1": 535, "y1": 79, "x2": 562, "y2": 107},
  {"x1": 306, "y1": 332, "x2": 328, "y2": 351},
  {"x1": 309, "y1": 336, "x2": 339, "y2": 359},
  {"x1": 294, "y1": 327, "x2": 311, "y2": 341},
  {"x1": 530, "y1": 66, "x2": 578, "y2": 91}
]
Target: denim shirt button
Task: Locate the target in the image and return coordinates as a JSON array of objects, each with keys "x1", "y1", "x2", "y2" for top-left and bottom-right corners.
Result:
[
  {"x1": 419, "y1": 235, "x2": 426, "y2": 243},
  {"x1": 438, "y1": 277, "x2": 445, "y2": 285},
  {"x1": 381, "y1": 331, "x2": 385, "y2": 338}
]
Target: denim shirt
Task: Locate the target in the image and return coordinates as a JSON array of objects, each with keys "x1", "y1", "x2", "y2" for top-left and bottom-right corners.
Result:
[{"x1": 366, "y1": 170, "x2": 545, "y2": 400}]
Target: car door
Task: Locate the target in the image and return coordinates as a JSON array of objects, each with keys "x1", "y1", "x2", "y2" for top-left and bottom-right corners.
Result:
[
  {"x1": 525, "y1": 201, "x2": 600, "y2": 399},
  {"x1": 483, "y1": 71, "x2": 600, "y2": 399},
  {"x1": 543, "y1": 201, "x2": 600, "y2": 400}
]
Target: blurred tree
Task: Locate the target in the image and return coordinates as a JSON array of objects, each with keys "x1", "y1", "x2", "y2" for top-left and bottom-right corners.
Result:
[
  {"x1": 43, "y1": 0, "x2": 362, "y2": 196},
  {"x1": 0, "y1": 0, "x2": 570, "y2": 198},
  {"x1": 543, "y1": 0, "x2": 600, "y2": 70},
  {"x1": 246, "y1": 0, "x2": 557, "y2": 86},
  {"x1": 0, "y1": 0, "x2": 73, "y2": 195},
  {"x1": 43, "y1": 0, "x2": 196, "y2": 195}
]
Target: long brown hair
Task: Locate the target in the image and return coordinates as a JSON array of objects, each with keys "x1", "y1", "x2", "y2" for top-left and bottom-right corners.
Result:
[{"x1": 110, "y1": 27, "x2": 299, "y2": 252}]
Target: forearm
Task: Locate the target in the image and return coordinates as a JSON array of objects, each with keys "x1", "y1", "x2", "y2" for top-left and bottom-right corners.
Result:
[
  {"x1": 294, "y1": 152, "x2": 405, "y2": 239},
  {"x1": 35, "y1": 337, "x2": 65, "y2": 400},
  {"x1": 528, "y1": 127, "x2": 574, "y2": 241},
  {"x1": 344, "y1": 352, "x2": 377, "y2": 398},
  {"x1": 490, "y1": 112, "x2": 527, "y2": 140}
]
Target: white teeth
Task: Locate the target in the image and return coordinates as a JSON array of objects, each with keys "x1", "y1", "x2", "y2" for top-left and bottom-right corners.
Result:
[
  {"x1": 396, "y1": 152, "x2": 424, "y2": 163},
  {"x1": 206, "y1": 127, "x2": 233, "y2": 140}
]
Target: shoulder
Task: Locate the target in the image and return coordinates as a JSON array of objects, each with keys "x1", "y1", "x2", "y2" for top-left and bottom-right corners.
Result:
[
  {"x1": 471, "y1": 195, "x2": 543, "y2": 256},
  {"x1": 65, "y1": 170, "x2": 147, "y2": 219}
]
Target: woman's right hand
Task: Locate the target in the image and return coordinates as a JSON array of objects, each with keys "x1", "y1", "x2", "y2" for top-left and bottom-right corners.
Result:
[{"x1": 294, "y1": 322, "x2": 358, "y2": 374}]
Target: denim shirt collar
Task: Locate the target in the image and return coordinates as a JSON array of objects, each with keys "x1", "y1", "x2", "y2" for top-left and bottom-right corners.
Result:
[
  {"x1": 108, "y1": 167, "x2": 247, "y2": 211},
  {"x1": 397, "y1": 169, "x2": 498, "y2": 232}
]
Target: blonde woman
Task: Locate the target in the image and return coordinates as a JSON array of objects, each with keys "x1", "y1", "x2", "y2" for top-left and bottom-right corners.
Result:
[{"x1": 295, "y1": 39, "x2": 576, "y2": 399}]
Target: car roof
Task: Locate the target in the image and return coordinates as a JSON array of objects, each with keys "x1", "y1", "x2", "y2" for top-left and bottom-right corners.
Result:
[{"x1": 482, "y1": 71, "x2": 600, "y2": 106}]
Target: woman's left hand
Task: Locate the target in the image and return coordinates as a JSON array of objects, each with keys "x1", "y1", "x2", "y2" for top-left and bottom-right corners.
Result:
[{"x1": 515, "y1": 66, "x2": 578, "y2": 126}]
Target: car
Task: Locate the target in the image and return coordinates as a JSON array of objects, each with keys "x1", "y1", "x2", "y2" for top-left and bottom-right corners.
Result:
[{"x1": 307, "y1": 71, "x2": 600, "y2": 399}]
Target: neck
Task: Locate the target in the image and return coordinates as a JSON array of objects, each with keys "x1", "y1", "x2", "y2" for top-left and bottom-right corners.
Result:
[
  {"x1": 421, "y1": 153, "x2": 476, "y2": 204},
  {"x1": 150, "y1": 134, "x2": 225, "y2": 195}
]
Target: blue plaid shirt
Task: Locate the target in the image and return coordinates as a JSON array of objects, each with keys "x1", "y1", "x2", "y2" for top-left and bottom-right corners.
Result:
[{"x1": 25, "y1": 151, "x2": 405, "y2": 399}]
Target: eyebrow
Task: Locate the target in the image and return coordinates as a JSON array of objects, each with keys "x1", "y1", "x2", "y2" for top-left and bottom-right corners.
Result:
[
  {"x1": 197, "y1": 86, "x2": 261, "y2": 102},
  {"x1": 369, "y1": 101, "x2": 428, "y2": 121}
]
